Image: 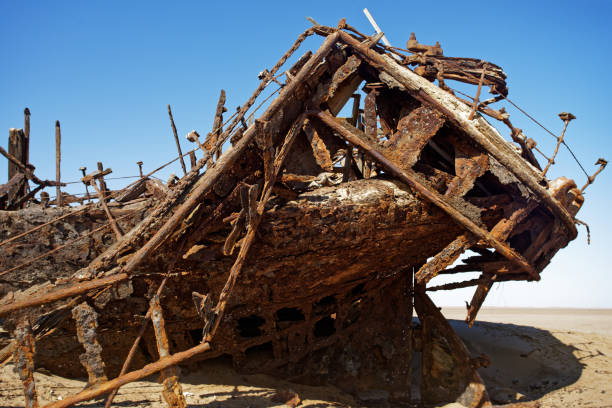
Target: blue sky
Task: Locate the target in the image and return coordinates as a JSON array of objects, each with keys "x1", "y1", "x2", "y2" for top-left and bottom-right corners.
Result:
[{"x1": 1, "y1": 1, "x2": 610, "y2": 308}]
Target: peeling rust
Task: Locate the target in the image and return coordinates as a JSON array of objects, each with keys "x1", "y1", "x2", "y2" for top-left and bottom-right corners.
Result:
[
  {"x1": 150, "y1": 295, "x2": 187, "y2": 408},
  {"x1": 13, "y1": 316, "x2": 39, "y2": 408},
  {"x1": 72, "y1": 302, "x2": 108, "y2": 387}
]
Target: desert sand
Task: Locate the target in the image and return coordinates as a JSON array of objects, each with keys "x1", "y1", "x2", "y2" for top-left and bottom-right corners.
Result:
[{"x1": 1, "y1": 308, "x2": 611, "y2": 407}]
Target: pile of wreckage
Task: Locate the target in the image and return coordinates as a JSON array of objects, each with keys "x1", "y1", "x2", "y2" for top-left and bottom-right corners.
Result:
[{"x1": 0, "y1": 18, "x2": 607, "y2": 408}]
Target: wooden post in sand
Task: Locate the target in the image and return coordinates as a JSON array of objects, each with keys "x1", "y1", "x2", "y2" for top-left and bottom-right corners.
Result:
[{"x1": 55, "y1": 121, "x2": 62, "y2": 207}]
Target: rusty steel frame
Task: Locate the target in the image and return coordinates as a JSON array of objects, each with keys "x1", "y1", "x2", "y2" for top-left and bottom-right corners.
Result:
[
  {"x1": 312, "y1": 109, "x2": 540, "y2": 280},
  {"x1": 0, "y1": 22, "x2": 597, "y2": 408}
]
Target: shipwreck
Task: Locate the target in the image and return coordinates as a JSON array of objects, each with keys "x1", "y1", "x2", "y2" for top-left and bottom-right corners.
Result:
[{"x1": 0, "y1": 17, "x2": 607, "y2": 408}]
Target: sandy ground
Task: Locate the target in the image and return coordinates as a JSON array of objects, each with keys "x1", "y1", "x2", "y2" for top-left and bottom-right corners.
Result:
[{"x1": 1, "y1": 308, "x2": 611, "y2": 407}]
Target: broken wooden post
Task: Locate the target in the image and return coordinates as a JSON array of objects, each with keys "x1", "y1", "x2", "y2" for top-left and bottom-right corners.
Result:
[
  {"x1": 542, "y1": 112, "x2": 575, "y2": 177},
  {"x1": 150, "y1": 295, "x2": 187, "y2": 408},
  {"x1": 415, "y1": 288, "x2": 491, "y2": 407},
  {"x1": 186, "y1": 130, "x2": 206, "y2": 156},
  {"x1": 13, "y1": 315, "x2": 39, "y2": 408},
  {"x1": 24, "y1": 108, "x2": 30, "y2": 165},
  {"x1": 188, "y1": 151, "x2": 197, "y2": 169},
  {"x1": 210, "y1": 89, "x2": 227, "y2": 160},
  {"x1": 82, "y1": 167, "x2": 123, "y2": 240},
  {"x1": 137, "y1": 161, "x2": 144, "y2": 178},
  {"x1": 72, "y1": 302, "x2": 108, "y2": 387},
  {"x1": 55, "y1": 121, "x2": 62, "y2": 207},
  {"x1": 167, "y1": 105, "x2": 187, "y2": 176},
  {"x1": 79, "y1": 167, "x2": 91, "y2": 202},
  {"x1": 104, "y1": 275, "x2": 171, "y2": 408},
  {"x1": 96, "y1": 161, "x2": 108, "y2": 198},
  {"x1": 468, "y1": 62, "x2": 488, "y2": 120},
  {"x1": 8, "y1": 128, "x2": 28, "y2": 203}
]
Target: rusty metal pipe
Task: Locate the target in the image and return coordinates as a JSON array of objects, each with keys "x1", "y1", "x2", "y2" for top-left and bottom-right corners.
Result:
[{"x1": 0, "y1": 273, "x2": 128, "y2": 317}]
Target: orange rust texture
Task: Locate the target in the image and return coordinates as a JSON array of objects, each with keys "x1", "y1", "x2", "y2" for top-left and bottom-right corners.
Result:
[
  {"x1": 13, "y1": 316, "x2": 39, "y2": 408},
  {"x1": 150, "y1": 295, "x2": 187, "y2": 408},
  {"x1": 72, "y1": 302, "x2": 108, "y2": 386},
  {"x1": 384, "y1": 106, "x2": 445, "y2": 170}
]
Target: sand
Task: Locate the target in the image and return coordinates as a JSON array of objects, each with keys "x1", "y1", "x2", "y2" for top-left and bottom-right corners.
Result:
[{"x1": 1, "y1": 308, "x2": 611, "y2": 407}]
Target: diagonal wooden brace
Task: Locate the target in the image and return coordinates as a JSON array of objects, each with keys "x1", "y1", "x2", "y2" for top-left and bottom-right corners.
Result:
[
  {"x1": 83, "y1": 167, "x2": 123, "y2": 240},
  {"x1": 416, "y1": 233, "x2": 477, "y2": 284}
]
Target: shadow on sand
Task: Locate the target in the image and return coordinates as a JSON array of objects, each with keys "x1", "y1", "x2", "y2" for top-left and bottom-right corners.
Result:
[{"x1": 450, "y1": 319, "x2": 585, "y2": 404}]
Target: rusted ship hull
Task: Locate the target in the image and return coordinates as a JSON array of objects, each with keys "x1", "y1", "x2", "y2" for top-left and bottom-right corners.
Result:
[{"x1": 0, "y1": 20, "x2": 594, "y2": 408}]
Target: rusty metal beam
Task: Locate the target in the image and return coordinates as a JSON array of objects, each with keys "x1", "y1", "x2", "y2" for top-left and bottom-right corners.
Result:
[
  {"x1": 43, "y1": 342, "x2": 212, "y2": 408},
  {"x1": 72, "y1": 302, "x2": 108, "y2": 387},
  {"x1": 416, "y1": 234, "x2": 476, "y2": 284},
  {"x1": 312, "y1": 109, "x2": 539, "y2": 280},
  {"x1": 0, "y1": 273, "x2": 128, "y2": 317},
  {"x1": 13, "y1": 316, "x2": 39, "y2": 408},
  {"x1": 150, "y1": 295, "x2": 187, "y2": 408}
]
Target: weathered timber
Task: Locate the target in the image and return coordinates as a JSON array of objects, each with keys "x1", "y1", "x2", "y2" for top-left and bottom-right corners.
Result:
[
  {"x1": 13, "y1": 316, "x2": 39, "y2": 408},
  {"x1": 72, "y1": 302, "x2": 108, "y2": 386},
  {"x1": 415, "y1": 288, "x2": 491, "y2": 407},
  {"x1": 55, "y1": 121, "x2": 62, "y2": 207},
  {"x1": 167, "y1": 105, "x2": 187, "y2": 176},
  {"x1": 8, "y1": 128, "x2": 28, "y2": 203},
  {"x1": 416, "y1": 233, "x2": 476, "y2": 284},
  {"x1": 150, "y1": 295, "x2": 187, "y2": 408},
  {"x1": 103, "y1": 276, "x2": 170, "y2": 408}
]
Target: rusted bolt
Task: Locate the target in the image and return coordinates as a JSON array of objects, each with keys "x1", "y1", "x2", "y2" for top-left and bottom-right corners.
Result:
[
  {"x1": 525, "y1": 138, "x2": 537, "y2": 149},
  {"x1": 136, "y1": 161, "x2": 143, "y2": 178},
  {"x1": 558, "y1": 112, "x2": 576, "y2": 123}
]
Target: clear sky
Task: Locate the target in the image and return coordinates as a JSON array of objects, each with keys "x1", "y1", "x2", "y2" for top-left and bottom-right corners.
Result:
[{"x1": 1, "y1": 1, "x2": 610, "y2": 308}]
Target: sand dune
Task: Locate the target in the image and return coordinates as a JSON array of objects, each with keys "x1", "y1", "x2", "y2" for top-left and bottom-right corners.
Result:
[{"x1": 1, "y1": 308, "x2": 610, "y2": 407}]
